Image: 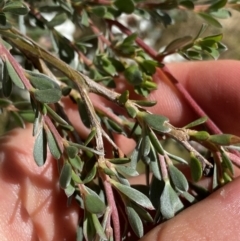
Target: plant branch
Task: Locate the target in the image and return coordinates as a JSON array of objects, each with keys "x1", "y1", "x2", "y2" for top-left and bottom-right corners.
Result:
[{"x1": 107, "y1": 19, "x2": 222, "y2": 135}]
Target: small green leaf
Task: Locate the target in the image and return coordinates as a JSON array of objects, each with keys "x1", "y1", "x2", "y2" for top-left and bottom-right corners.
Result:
[
  {"x1": 221, "y1": 150, "x2": 234, "y2": 175},
  {"x1": 190, "y1": 152, "x2": 202, "y2": 182},
  {"x1": 10, "y1": 111, "x2": 25, "y2": 128},
  {"x1": 84, "y1": 186, "x2": 106, "y2": 214},
  {"x1": 142, "y1": 113, "x2": 170, "y2": 133},
  {"x1": 83, "y1": 165, "x2": 97, "y2": 184},
  {"x1": 160, "y1": 181, "x2": 184, "y2": 219},
  {"x1": 130, "y1": 201, "x2": 153, "y2": 223},
  {"x1": 190, "y1": 131, "x2": 210, "y2": 141},
  {"x1": 5, "y1": 60, "x2": 25, "y2": 89},
  {"x1": 126, "y1": 205, "x2": 143, "y2": 238},
  {"x1": 131, "y1": 138, "x2": 142, "y2": 168},
  {"x1": 184, "y1": 116, "x2": 208, "y2": 128},
  {"x1": 65, "y1": 183, "x2": 75, "y2": 197},
  {"x1": 107, "y1": 119, "x2": 122, "y2": 133},
  {"x1": 162, "y1": 36, "x2": 193, "y2": 54},
  {"x1": 112, "y1": 180, "x2": 154, "y2": 210},
  {"x1": 91, "y1": 6, "x2": 107, "y2": 17},
  {"x1": 124, "y1": 65, "x2": 143, "y2": 86},
  {"x1": 81, "y1": 9, "x2": 89, "y2": 27},
  {"x1": 33, "y1": 127, "x2": 47, "y2": 166},
  {"x1": 66, "y1": 145, "x2": 79, "y2": 159},
  {"x1": 125, "y1": 102, "x2": 138, "y2": 118},
  {"x1": 83, "y1": 212, "x2": 96, "y2": 241},
  {"x1": 25, "y1": 70, "x2": 60, "y2": 90},
  {"x1": 122, "y1": 33, "x2": 138, "y2": 46},
  {"x1": 149, "y1": 147, "x2": 162, "y2": 180},
  {"x1": 47, "y1": 12, "x2": 68, "y2": 28},
  {"x1": 46, "y1": 129, "x2": 61, "y2": 160},
  {"x1": 142, "y1": 133, "x2": 151, "y2": 157},
  {"x1": 168, "y1": 165, "x2": 189, "y2": 192},
  {"x1": 115, "y1": 165, "x2": 139, "y2": 177},
  {"x1": 198, "y1": 13, "x2": 222, "y2": 28},
  {"x1": 209, "y1": 0, "x2": 227, "y2": 10},
  {"x1": 33, "y1": 111, "x2": 41, "y2": 136},
  {"x1": 71, "y1": 170, "x2": 82, "y2": 183},
  {"x1": 134, "y1": 100, "x2": 157, "y2": 107},
  {"x1": 3, "y1": 1, "x2": 29, "y2": 15},
  {"x1": 210, "y1": 9, "x2": 231, "y2": 19},
  {"x1": 18, "y1": 110, "x2": 35, "y2": 123},
  {"x1": 33, "y1": 88, "x2": 62, "y2": 104},
  {"x1": 60, "y1": 162, "x2": 72, "y2": 189},
  {"x1": 118, "y1": 90, "x2": 129, "y2": 105},
  {"x1": 44, "y1": 104, "x2": 69, "y2": 126},
  {"x1": 114, "y1": 0, "x2": 135, "y2": 14},
  {"x1": 148, "y1": 129, "x2": 164, "y2": 155},
  {"x1": 84, "y1": 128, "x2": 97, "y2": 146},
  {"x1": 91, "y1": 214, "x2": 107, "y2": 240},
  {"x1": 109, "y1": 158, "x2": 130, "y2": 164},
  {"x1": 69, "y1": 155, "x2": 83, "y2": 171},
  {"x1": 0, "y1": 98, "x2": 12, "y2": 108},
  {"x1": 223, "y1": 171, "x2": 232, "y2": 182},
  {"x1": 209, "y1": 134, "x2": 240, "y2": 145},
  {"x1": 139, "y1": 59, "x2": 157, "y2": 75},
  {"x1": 212, "y1": 162, "x2": 218, "y2": 189}
]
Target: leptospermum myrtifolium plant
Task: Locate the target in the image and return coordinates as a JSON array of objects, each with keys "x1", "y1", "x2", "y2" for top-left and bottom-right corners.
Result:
[{"x1": 0, "y1": 0, "x2": 240, "y2": 240}]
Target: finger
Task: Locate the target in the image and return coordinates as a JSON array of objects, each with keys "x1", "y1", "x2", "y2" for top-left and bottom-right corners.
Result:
[
  {"x1": 0, "y1": 126, "x2": 79, "y2": 240},
  {"x1": 140, "y1": 176, "x2": 240, "y2": 241},
  {"x1": 166, "y1": 60, "x2": 240, "y2": 135}
]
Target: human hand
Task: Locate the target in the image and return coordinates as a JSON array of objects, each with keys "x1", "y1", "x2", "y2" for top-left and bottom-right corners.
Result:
[{"x1": 0, "y1": 60, "x2": 240, "y2": 240}]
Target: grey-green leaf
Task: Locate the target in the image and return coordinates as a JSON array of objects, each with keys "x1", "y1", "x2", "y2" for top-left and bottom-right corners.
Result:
[
  {"x1": 3, "y1": 1, "x2": 29, "y2": 15},
  {"x1": 84, "y1": 186, "x2": 106, "y2": 214},
  {"x1": 33, "y1": 127, "x2": 47, "y2": 166},
  {"x1": 142, "y1": 113, "x2": 170, "y2": 133},
  {"x1": 34, "y1": 88, "x2": 62, "y2": 103},
  {"x1": 60, "y1": 162, "x2": 72, "y2": 189},
  {"x1": 184, "y1": 116, "x2": 208, "y2": 129},
  {"x1": 83, "y1": 165, "x2": 97, "y2": 184},
  {"x1": 5, "y1": 60, "x2": 25, "y2": 89},
  {"x1": 160, "y1": 181, "x2": 184, "y2": 219},
  {"x1": 115, "y1": 165, "x2": 139, "y2": 177},
  {"x1": 65, "y1": 183, "x2": 75, "y2": 197},
  {"x1": 190, "y1": 152, "x2": 202, "y2": 182},
  {"x1": 126, "y1": 205, "x2": 143, "y2": 238},
  {"x1": 168, "y1": 164, "x2": 189, "y2": 192},
  {"x1": 66, "y1": 145, "x2": 78, "y2": 159},
  {"x1": 131, "y1": 138, "x2": 142, "y2": 168},
  {"x1": 47, "y1": 12, "x2": 68, "y2": 28},
  {"x1": 91, "y1": 213, "x2": 107, "y2": 240},
  {"x1": 112, "y1": 181, "x2": 154, "y2": 210},
  {"x1": 198, "y1": 13, "x2": 222, "y2": 28},
  {"x1": 25, "y1": 70, "x2": 60, "y2": 90},
  {"x1": 46, "y1": 129, "x2": 61, "y2": 160}
]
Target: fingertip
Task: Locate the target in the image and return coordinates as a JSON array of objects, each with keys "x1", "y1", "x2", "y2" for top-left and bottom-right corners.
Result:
[{"x1": 140, "y1": 177, "x2": 240, "y2": 241}]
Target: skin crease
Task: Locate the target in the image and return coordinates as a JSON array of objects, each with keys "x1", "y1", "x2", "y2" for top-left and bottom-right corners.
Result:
[{"x1": 0, "y1": 60, "x2": 240, "y2": 240}]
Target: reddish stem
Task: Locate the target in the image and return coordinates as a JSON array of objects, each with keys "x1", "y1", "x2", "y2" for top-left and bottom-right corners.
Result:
[
  {"x1": 0, "y1": 44, "x2": 32, "y2": 90},
  {"x1": 100, "y1": 172, "x2": 121, "y2": 241}
]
